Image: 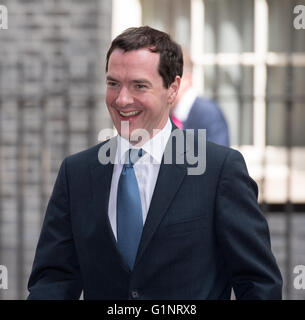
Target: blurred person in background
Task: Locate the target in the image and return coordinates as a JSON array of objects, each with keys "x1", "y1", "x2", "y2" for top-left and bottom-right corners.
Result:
[{"x1": 171, "y1": 49, "x2": 230, "y2": 147}]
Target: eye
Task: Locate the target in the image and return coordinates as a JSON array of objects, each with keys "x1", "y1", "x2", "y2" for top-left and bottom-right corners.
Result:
[
  {"x1": 135, "y1": 84, "x2": 147, "y2": 89},
  {"x1": 107, "y1": 80, "x2": 119, "y2": 87}
]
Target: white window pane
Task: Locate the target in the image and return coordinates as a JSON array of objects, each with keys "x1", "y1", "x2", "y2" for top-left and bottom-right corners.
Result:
[
  {"x1": 266, "y1": 67, "x2": 287, "y2": 146},
  {"x1": 141, "y1": 0, "x2": 191, "y2": 49},
  {"x1": 292, "y1": 103, "x2": 305, "y2": 146},
  {"x1": 267, "y1": 67, "x2": 305, "y2": 146},
  {"x1": 266, "y1": 102, "x2": 286, "y2": 146},
  {"x1": 293, "y1": 66, "x2": 305, "y2": 97},
  {"x1": 204, "y1": 0, "x2": 254, "y2": 53},
  {"x1": 292, "y1": 67, "x2": 305, "y2": 146},
  {"x1": 268, "y1": 0, "x2": 305, "y2": 52},
  {"x1": 204, "y1": 65, "x2": 253, "y2": 145}
]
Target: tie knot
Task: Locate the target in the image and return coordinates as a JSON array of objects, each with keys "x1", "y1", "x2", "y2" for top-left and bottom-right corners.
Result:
[{"x1": 125, "y1": 148, "x2": 144, "y2": 166}]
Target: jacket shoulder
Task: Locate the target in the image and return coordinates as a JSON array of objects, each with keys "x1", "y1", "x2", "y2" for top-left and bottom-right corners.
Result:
[
  {"x1": 64, "y1": 138, "x2": 115, "y2": 170},
  {"x1": 205, "y1": 141, "x2": 246, "y2": 172},
  {"x1": 66, "y1": 143, "x2": 102, "y2": 163}
]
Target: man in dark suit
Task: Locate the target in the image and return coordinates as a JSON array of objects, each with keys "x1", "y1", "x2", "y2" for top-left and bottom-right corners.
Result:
[
  {"x1": 171, "y1": 50, "x2": 230, "y2": 147},
  {"x1": 27, "y1": 26, "x2": 282, "y2": 300}
]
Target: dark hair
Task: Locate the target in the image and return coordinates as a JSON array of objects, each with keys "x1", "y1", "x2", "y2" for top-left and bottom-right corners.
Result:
[{"x1": 106, "y1": 26, "x2": 183, "y2": 88}]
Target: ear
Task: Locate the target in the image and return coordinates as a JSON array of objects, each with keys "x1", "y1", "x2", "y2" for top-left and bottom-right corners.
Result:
[{"x1": 167, "y1": 76, "x2": 181, "y2": 105}]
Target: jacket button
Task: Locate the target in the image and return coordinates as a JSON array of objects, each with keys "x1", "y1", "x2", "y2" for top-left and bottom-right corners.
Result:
[{"x1": 131, "y1": 290, "x2": 140, "y2": 299}]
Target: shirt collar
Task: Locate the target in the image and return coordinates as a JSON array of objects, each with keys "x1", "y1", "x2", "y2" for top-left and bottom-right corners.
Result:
[
  {"x1": 116, "y1": 118, "x2": 172, "y2": 164},
  {"x1": 173, "y1": 88, "x2": 197, "y2": 122}
]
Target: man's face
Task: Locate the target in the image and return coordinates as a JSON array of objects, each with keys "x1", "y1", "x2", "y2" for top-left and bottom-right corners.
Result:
[{"x1": 106, "y1": 48, "x2": 180, "y2": 143}]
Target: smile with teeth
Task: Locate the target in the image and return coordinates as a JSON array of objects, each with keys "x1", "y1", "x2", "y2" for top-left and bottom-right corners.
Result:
[{"x1": 119, "y1": 110, "x2": 141, "y2": 117}]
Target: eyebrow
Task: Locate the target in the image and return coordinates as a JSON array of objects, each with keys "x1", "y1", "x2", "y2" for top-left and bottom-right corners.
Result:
[
  {"x1": 133, "y1": 79, "x2": 152, "y2": 86},
  {"x1": 106, "y1": 76, "x2": 118, "y2": 82},
  {"x1": 106, "y1": 76, "x2": 152, "y2": 86}
]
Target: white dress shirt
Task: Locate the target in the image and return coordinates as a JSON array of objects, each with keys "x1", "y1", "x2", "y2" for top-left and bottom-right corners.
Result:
[{"x1": 108, "y1": 119, "x2": 172, "y2": 240}]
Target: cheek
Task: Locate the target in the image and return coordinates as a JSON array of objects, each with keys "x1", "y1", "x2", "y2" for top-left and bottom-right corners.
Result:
[
  {"x1": 138, "y1": 94, "x2": 160, "y2": 111},
  {"x1": 105, "y1": 95, "x2": 111, "y2": 107},
  {"x1": 106, "y1": 96, "x2": 118, "y2": 120},
  {"x1": 106, "y1": 89, "x2": 117, "y2": 105}
]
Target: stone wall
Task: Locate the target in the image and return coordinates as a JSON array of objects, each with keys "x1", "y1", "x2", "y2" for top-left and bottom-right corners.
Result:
[{"x1": 0, "y1": 0, "x2": 112, "y2": 299}]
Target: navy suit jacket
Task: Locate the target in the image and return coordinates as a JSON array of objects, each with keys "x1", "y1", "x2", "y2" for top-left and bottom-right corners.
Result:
[
  {"x1": 28, "y1": 129, "x2": 282, "y2": 300},
  {"x1": 183, "y1": 97, "x2": 230, "y2": 147}
]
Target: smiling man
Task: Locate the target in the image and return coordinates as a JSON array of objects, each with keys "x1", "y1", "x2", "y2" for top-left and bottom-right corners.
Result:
[
  {"x1": 27, "y1": 26, "x2": 282, "y2": 300},
  {"x1": 105, "y1": 48, "x2": 180, "y2": 143}
]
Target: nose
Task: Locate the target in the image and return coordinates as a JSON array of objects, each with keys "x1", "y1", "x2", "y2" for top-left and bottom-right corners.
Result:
[{"x1": 115, "y1": 86, "x2": 134, "y2": 108}]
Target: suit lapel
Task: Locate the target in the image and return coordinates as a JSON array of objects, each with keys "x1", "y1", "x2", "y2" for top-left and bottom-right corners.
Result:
[
  {"x1": 135, "y1": 129, "x2": 187, "y2": 266},
  {"x1": 90, "y1": 138, "x2": 131, "y2": 271}
]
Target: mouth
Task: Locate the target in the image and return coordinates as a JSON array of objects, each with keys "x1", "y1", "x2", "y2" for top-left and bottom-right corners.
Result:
[{"x1": 118, "y1": 110, "x2": 142, "y2": 120}]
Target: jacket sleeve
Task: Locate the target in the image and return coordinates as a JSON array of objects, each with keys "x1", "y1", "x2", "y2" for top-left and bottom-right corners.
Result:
[
  {"x1": 215, "y1": 149, "x2": 283, "y2": 299},
  {"x1": 27, "y1": 158, "x2": 83, "y2": 300}
]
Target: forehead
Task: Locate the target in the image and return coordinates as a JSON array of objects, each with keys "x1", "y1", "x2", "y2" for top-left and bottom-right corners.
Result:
[{"x1": 107, "y1": 48, "x2": 160, "y2": 77}]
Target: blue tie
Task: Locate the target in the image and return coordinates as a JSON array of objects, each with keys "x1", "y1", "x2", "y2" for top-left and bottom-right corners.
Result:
[{"x1": 117, "y1": 149, "x2": 144, "y2": 269}]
